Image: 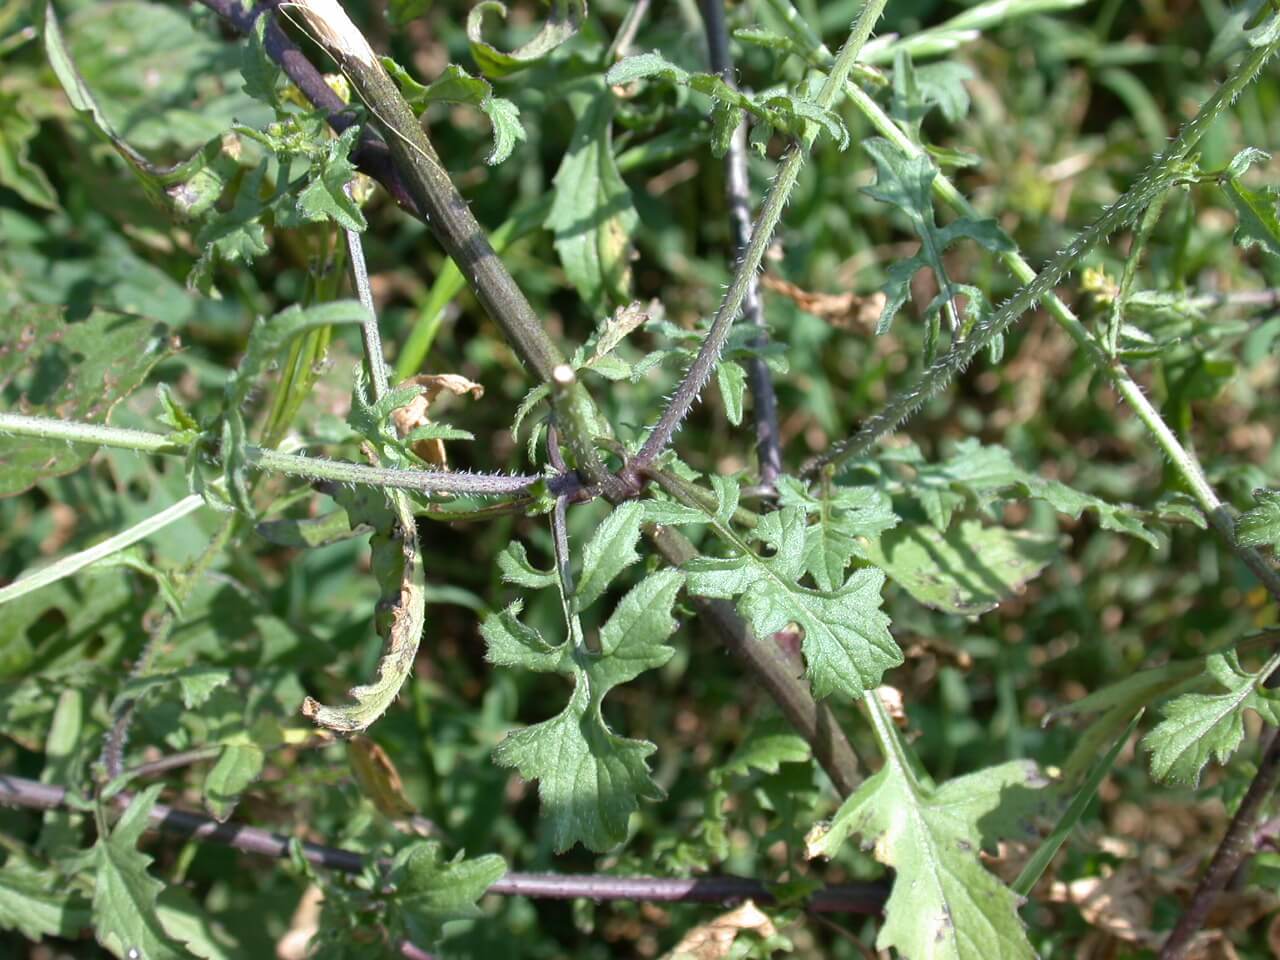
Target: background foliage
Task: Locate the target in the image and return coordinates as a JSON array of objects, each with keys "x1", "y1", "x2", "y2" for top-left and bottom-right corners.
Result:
[{"x1": 3, "y1": 0, "x2": 1280, "y2": 957}]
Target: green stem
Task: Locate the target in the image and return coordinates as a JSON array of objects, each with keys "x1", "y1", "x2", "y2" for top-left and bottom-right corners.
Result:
[
  {"x1": 0, "y1": 495, "x2": 205, "y2": 606},
  {"x1": 0, "y1": 413, "x2": 540, "y2": 498},
  {"x1": 797, "y1": 37, "x2": 1280, "y2": 604},
  {"x1": 634, "y1": 0, "x2": 891, "y2": 465},
  {"x1": 804, "y1": 32, "x2": 1280, "y2": 475}
]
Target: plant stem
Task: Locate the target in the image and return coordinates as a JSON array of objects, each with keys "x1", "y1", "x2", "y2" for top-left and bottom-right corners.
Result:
[
  {"x1": 345, "y1": 226, "x2": 388, "y2": 400},
  {"x1": 0, "y1": 494, "x2": 205, "y2": 606},
  {"x1": 698, "y1": 0, "x2": 783, "y2": 489},
  {"x1": 634, "y1": 0, "x2": 891, "y2": 467},
  {"x1": 0, "y1": 412, "x2": 543, "y2": 498},
  {"x1": 1159, "y1": 732, "x2": 1280, "y2": 959},
  {"x1": 644, "y1": 523, "x2": 863, "y2": 797},
  {"x1": 0, "y1": 773, "x2": 887, "y2": 913},
  {"x1": 282, "y1": 0, "x2": 563, "y2": 384},
  {"x1": 803, "y1": 31, "x2": 1280, "y2": 475},
  {"x1": 798, "y1": 43, "x2": 1280, "y2": 605}
]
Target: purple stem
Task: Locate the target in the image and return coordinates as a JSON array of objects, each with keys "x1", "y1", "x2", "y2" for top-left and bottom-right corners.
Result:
[
  {"x1": 697, "y1": 0, "x2": 782, "y2": 488},
  {"x1": 0, "y1": 774, "x2": 886, "y2": 914}
]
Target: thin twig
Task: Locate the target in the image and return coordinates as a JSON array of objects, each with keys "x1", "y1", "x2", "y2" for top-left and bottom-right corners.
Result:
[
  {"x1": 606, "y1": 0, "x2": 652, "y2": 61},
  {"x1": 345, "y1": 226, "x2": 388, "y2": 401},
  {"x1": 1159, "y1": 732, "x2": 1280, "y2": 959},
  {"x1": 632, "y1": 0, "x2": 891, "y2": 469},
  {"x1": 196, "y1": 0, "x2": 420, "y2": 214},
  {"x1": 697, "y1": 0, "x2": 783, "y2": 489},
  {"x1": 0, "y1": 774, "x2": 887, "y2": 914}
]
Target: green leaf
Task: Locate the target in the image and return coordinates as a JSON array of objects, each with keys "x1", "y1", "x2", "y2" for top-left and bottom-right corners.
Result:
[
  {"x1": 0, "y1": 861, "x2": 91, "y2": 940},
  {"x1": 386, "y1": 841, "x2": 507, "y2": 947},
  {"x1": 202, "y1": 743, "x2": 265, "y2": 821},
  {"x1": 467, "y1": 0, "x2": 585, "y2": 78},
  {"x1": 807, "y1": 757, "x2": 1041, "y2": 960},
  {"x1": 606, "y1": 52, "x2": 849, "y2": 153},
  {"x1": 716, "y1": 361, "x2": 747, "y2": 426},
  {"x1": 1237, "y1": 488, "x2": 1280, "y2": 551},
  {"x1": 0, "y1": 91, "x2": 57, "y2": 209},
  {"x1": 686, "y1": 508, "x2": 900, "y2": 699},
  {"x1": 84, "y1": 785, "x2": 190, "y2": 958},
  {"x1": 382, "y1": 59, "x2": 527, "y2": 165},
  {"x1": 45, "y1": 4, "x2": 236, "y2": 220},
  {"x1": 861, "y1": 138, "x2": 1013, "y2": 342},
  {"x1": 866, "y1": 519, "x2": 1058, "y2": 616},
  {"x1": 292, "y1": 126, "x2": 367, "y2": 232},
  {"x1": 575, "y1": 502, "x2": 645, "y2": 611},
  {"x1": 498, "y1": 541, "x2": 558, "y2": 590},
  {"x1": 0, "y1": 304, "x2": 173, "y2": 496},
  {"x1": 896, "y1": 439, "x2": 1158, "y2": 545},
  {"x1": 1221, "y1": 172, "x2": 1280, "y2": 256},
  {"x1": 1143, "y1": 651, "x2": 1280, "y2": 785},
  {"x1": 486, "y1": 570, "x2": 683, "y2": 851},
  {"x1": 776, "y1": 478, "x2": 899, "y2": 591},
  {"x1": 545, "y1": 82, "x2": 638, "y2": 310}
]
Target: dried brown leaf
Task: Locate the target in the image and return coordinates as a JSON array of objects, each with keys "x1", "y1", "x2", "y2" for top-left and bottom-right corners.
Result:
[
  {"x1": 662, "y1": 901, "x2": 777, "y2": 960},
  {"x1": 761, "y1": 274, "x2": 885, "y2": 330}
]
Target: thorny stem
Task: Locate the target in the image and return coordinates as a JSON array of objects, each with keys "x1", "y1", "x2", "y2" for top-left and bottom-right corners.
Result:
[
  {"x1": 0, "y1": 773, "x2": 887, "y2": 913},
  {"x1": 1159, "y1": 732, "x2": 1280, "y2": 959},
  {"x1": 0, "y1": 412, "x2": 546, "y2": 498},
  {"x1": 698, "y1": 0, "x2": 783, "y2": 489},
  {"x1": 803, "y1": 30, "x2": 1280, "y2": 476},
  {"x1": 801, "y1": 36, "x2": 1280, "y2": 605},
  {"x1": 634, "y1": 0, "x2": 891, "y2": 467}
]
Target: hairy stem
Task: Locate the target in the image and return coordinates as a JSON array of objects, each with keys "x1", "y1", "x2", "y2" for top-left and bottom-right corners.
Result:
[
  {"x1": 803, "y1": 31, "x2": 1280, "y2": 475},
  {"x1": 0, "y1": 774, "x2": 887, "y2": 913},
  {"x1": 698, "y1": 0, "x2": 783, "y2": 488},
  {"x1": 0, "y1": 413, "x2": 542, "y2": 498},
  {"x1": 634, "y1": 0, "x2": 891, "y2": 466},
  {"x1": 806, "y1": 65, "x2": 1280, "y2": 605},
  {"x1": 1159, "y1": 732, "x2": 1280, "y2": 959}
]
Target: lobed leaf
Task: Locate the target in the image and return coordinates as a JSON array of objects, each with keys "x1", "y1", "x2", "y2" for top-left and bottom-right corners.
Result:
[
  {"x1": 485, "y1": 568, "x2": 683, "y2": 851},
  {"x1": 685, "y1": 505, "x2": 900, "y2": 700},
  {"x1": 1143, "y1": 651, "x2": 1280, "y2": 784},
  {"x1": 808, "y1": 756, "x2": 1042, "y2": 960}
]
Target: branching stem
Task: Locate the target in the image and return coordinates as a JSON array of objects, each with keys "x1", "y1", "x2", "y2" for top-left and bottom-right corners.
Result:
[
  {"x1": 803, "y1": 32, "x2": 1280, "y2": 475},
  {"x1": 634, "y1": 0, "x2": 891, "y2": 466}
]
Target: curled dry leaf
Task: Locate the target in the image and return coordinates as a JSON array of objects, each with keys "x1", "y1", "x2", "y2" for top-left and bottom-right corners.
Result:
[
  {"x1": 392, "y1": 373, "x2": 484, "y2": 466},
  {"x1": 761, "y1": 274, "x2": 886, "y2": 330},
  {"x1": 347, "y1": 734, "x2": 417, "y2": 818},
  {"x1": 1048, "y1": 867, "x2": 1154, "y2": 943},
  {"x1": 661, "y1": 901, "x2": 777, "y2": 960}
]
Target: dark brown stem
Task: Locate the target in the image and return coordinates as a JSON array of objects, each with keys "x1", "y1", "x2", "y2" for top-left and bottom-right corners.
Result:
[
  {"x1": 698, "y1": 0, "x2": 782, "y2": 489},
  {"x1": 0, "y1": 774, "x2": 886, "y2": 914},
  {"x1": 197, "y1": 0, "x2": 419, "y2": 214},
  {"x1": 645, "y1": 524, "x2": 863, "y2": 797},
  {"x1": 1159, "y1": 732, "x2": 1280, "y2": 959}
]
